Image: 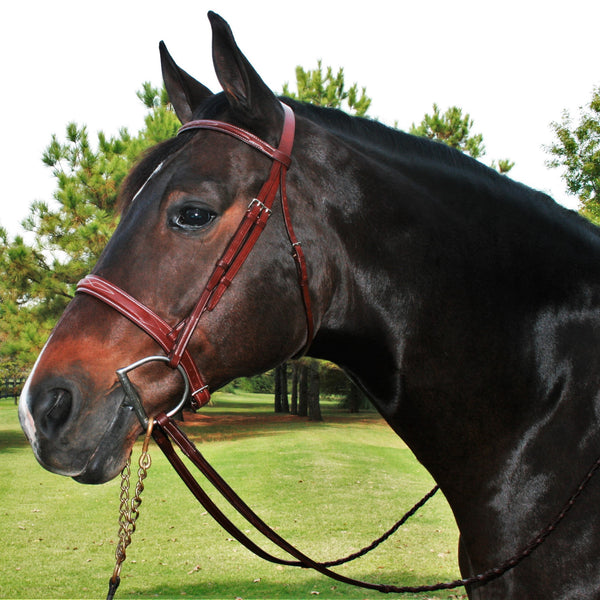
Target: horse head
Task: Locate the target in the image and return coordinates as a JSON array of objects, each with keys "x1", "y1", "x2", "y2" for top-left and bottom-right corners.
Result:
[{"x1": 19, "y1": 12, "x2": 322, "y2": 484}]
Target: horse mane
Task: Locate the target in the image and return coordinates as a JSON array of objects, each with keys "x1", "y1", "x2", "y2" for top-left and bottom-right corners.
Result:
[
  {"x1": 283, "y1": 97, "x2": 485, "y2": 169},
  {"x1": 285, "y1": 98, "x2": 600, "y2": 242},
  {"x1": 118, "y1": 94, "x2": 599, "y2": 244},
  {"x1": 284, "y1": 96, "x2": 535, "y2": 213}
]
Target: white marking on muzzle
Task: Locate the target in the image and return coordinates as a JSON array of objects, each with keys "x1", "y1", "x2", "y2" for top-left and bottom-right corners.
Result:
[{"x1": 18, "y1": 334, "x2": 53, "y2": 451}]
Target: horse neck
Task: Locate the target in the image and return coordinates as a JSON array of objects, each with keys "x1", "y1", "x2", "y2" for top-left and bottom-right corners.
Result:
[{"x1": 303, "y1": 127, "x2": 600, "y2": 540}]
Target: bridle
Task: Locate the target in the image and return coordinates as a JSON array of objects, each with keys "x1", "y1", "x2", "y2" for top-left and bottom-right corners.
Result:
[
  {"x1": 78, "y1": 102, "x2": 318, "y2": 600},
  {"x1": 73, "y1": 101, "x2": 600, "y2": 600},
  {"x1": 76, "y1": 102, "x2": 313, "y2": 412}
]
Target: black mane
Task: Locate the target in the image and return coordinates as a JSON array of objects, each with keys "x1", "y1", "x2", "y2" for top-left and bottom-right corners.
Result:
[
  {"x1": 120, "y1": 93, "x2": 598, "y2": 245},
  {"x1": 284, "y1": 96, "x2": 491, "y2": 171},
  {"x1": 284, "y1": 96, "x2": 538, "y2": 211},
  {"x1": 284, "y1": 98, "x2": 600, "y2": 243}
]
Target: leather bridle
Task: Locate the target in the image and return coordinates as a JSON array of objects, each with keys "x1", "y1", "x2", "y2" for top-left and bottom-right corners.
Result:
[
  {"x1": 76, "y1": 102, "x2": 313, "y2": 411},
  {"x1": 78, "y1": 101, "x2": 600, "y2": 600}
]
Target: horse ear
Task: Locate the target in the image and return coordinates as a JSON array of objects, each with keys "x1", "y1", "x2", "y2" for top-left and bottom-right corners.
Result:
[
  {"x1": 159, "y1": 41, "x2": 214, "y2": 124},
  {"x1": 207, "y1": 11, "x2": 283, "y2": 135}
]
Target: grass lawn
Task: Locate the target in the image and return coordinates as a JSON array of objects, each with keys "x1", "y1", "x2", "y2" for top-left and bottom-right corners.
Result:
[{"x1": 0, "y1": 393, "x2": 466, "y2": 599}]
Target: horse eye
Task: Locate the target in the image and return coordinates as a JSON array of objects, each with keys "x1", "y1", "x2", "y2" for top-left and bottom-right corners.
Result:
[{"x1": 171, "y1": 205, "x2": 216, "y2": 231}]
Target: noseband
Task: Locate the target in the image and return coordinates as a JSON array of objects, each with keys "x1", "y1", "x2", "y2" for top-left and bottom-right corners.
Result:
[{"x1": 76, "y1": 102, "x2": 313, "y2": 411}]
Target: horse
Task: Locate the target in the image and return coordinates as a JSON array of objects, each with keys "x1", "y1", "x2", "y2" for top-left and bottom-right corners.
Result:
[{"x1": 18, "y1": 11, "x2": 600, "y2": 599}]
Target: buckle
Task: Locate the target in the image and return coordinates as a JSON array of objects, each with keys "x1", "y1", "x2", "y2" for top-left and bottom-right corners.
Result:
[{"x1": 248, "y1": 198, "x2": 272, "y2": 214}]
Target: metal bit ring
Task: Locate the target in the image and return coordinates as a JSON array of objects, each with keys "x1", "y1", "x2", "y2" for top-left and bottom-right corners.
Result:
[{"x1": 117, "y1": 355, "x2": 191, "y2": 428}]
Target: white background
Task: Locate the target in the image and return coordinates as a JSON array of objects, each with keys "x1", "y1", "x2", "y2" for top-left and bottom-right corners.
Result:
[{"x1": 2, "y1": 0, "x2": 599, "y2": 235}]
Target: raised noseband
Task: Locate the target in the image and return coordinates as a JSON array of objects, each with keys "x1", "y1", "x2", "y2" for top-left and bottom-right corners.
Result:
[{"x1": 76, "y1": 102, "x2": 313, "y2": 416}]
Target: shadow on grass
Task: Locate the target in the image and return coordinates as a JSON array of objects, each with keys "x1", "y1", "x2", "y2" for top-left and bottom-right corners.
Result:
[
  {"x1": 180, "y1": 406, "x2": 387, "y2": 444},
  {"x1": 0, "y1": 428, "x2": 29, "y2": 451},
  {"x1": 128, "y1": 570, "x2": 467, "y2": 599}
]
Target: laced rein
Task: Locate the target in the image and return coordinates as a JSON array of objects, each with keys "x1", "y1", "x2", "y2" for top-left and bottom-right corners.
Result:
[
  {"x1": 107, "y1": 402, "x2": 600, "y2": 599},
  {"x1": 105, "y1": 393, "x2": 444, "y2": 600},
  {"x1": 75, "y1": 104, "x2": 600, "y2": 598}
]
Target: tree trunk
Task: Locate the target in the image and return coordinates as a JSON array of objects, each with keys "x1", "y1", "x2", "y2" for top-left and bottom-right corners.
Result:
[
  {"x1": 290, "y1": 362, "x2": 299, "y2": 415},
  {"x1": 274, "y1": 365, "x2": 283, "y2": 413},
  {"x1": 307, "y1": 360, "x2": 322, "y2": 422},
  {"x1": 348, "y1": 382, "x2": 360, "y2": 413},
  {"x1": 298, "y1": 363, "x2": 308, "y2": 417},
  {"x1": 280, "y1": 362, "x2": 289, "y2": 413}
]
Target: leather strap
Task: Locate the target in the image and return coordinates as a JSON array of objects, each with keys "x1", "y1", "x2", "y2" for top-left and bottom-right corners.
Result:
[
  {"x1": 152, "y1": 413, "x2": 418, "y2": 592},
  {"x1": 152, "y1": 412, "x2": 462, "y2": 594},
  {"x1": 178, "y1": 118, "x2": 292, "y2": 167},
  {"x1": 153, "y1": 411, "x2": 577, "y2": 593},
  {"x1": 77, "y1": 275, "x2": 210, "y2": 407},
  {"x1": 168, "y1": 103, "x2": 309, "y2": 365},
  {"x1": 76, "y1": 102, "x2": 313, "y2": 410},
  {"x1": 279, "y1": 167, "x2": 314, "y2": 349}
]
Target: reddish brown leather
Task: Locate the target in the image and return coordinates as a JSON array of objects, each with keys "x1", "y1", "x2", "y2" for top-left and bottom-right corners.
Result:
[
  {"x1": 279, "y1": 168, "x2": 314, "y2": 348},
  {"x1": 178, "y1": 119, "x2": 292, "y2": 167},
  {"x1": 152, "y1": 408, "x2": 600, "y2": 594},
  {"x1": 76, "y1": 275, "x2": 210, "y2": 407},
  {"x1": 152, "y1": 412, "x2": 387, "y2": 587},
  {"x1": 152, "y1": 412, "x2": 443, "y2": 594},
  {"x1": 168, "y1": 102, "x2": 302, "y2": 366},
  {"x1": 76, "y1": 102, "x2": 313, "y2": 410}
]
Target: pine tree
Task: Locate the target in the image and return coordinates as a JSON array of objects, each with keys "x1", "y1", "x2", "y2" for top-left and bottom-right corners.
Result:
[
  {"x1": 282, "y1": 61, "x2": 371, "y2": 117},
  {"x1": 2, "y1": 65, "x2": 518, "y2": 384},
  {"x1": 0, "y1": 85, "x2": 179, "y2": 374},
  {"x1": 410, "y1": 103, "x2": 514, "y2": 174}
]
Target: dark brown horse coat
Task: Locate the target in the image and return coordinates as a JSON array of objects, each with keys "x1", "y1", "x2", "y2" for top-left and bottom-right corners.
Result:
[{"x1": 19, "y1": 12, "x2": 600, "y2": 599}]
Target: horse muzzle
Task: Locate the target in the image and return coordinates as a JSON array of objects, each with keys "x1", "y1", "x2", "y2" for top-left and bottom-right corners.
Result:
[{"x1": 19, "y1": 370, "x2": 138, "y2": 483}]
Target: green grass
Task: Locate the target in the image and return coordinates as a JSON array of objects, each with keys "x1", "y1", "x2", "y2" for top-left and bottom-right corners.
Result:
[{"x1": 0, "y1": 394, "x2": 465, "y2": 599}]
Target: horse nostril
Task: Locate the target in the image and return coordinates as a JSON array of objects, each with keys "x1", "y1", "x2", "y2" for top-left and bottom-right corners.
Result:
[{"x1": 39, "y1": 388, "x2": 73, "y2": 437}]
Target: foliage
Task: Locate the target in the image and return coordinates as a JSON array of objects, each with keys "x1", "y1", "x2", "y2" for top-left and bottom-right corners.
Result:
[
  {"x1": 226, "y1": 372, "x2": 276, "y2": 394},
  {"x1": 546, "y1": 86, "x2": 600, "y2": 225},
  {"x1": 410, "y1": 103, "x2": 484, "y2": 158},
  {"x1": 282, "y1": 61, "x2": 372, "y2": 117},
  {"x1": 410, "y1": 103, "x2": 514, "y2": 174},
  {"x1": 0, "y1": 85, "x2": 179, "y2": 373}
]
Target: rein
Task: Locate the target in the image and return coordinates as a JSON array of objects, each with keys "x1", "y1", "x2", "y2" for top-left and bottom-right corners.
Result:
[
  {"x1": 150, "y1": 416, "x2": 600, "y2": 593},
  {"x1": 106, "y1": 404, "x2": 600, "y2": 599},
  {"x1": 74, "y1": 104, "x2": 600, "y2": 597}
]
